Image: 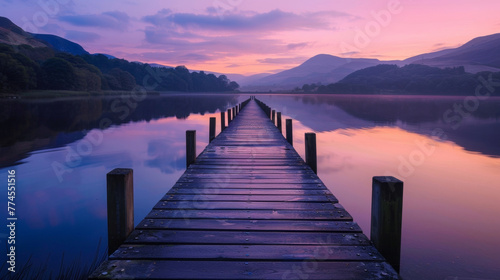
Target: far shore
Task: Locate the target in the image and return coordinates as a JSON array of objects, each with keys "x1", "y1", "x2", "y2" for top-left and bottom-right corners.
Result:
[{"x1": 2, "y1": 90, "x2": 500, "y2": 100}]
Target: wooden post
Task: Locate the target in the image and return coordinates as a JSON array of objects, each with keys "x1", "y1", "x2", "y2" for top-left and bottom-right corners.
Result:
[
  {"x1": 209, "y1": 117, "x2": 216, "y2": 143},
  {"x1": 227, "y1": 109, "x2": 232, "y2": 123},
  {"x1": 371, "y1": 176, "x2": 404, "y2": 273},
  {"x1": 277, "y1": 112, "x2": 282, "y2": 133},
  {"x1": 305, "y1": 133, "x2": 317, "y2": 174},
  {"x1": 239, "y1": 104, "x2": 242, "y2": 111},
  {"x1": 271, "y1": 110, "x2": 276, "y2": 125},
  {"x1": 220, "y1": 111, "x2": 225, "y2": 131},
  {"x1": 233, "y1": 107, "x2": 236, "y2": 119},
  {"x1": 286, "y1": 119, "x2": 293, "y2": 145},
  {"x1": 186, "y1": 130, "x2": 196, "y2": 167},
  {"x1": 107, "y1": 168, "x2": 134, "y2": 256}
]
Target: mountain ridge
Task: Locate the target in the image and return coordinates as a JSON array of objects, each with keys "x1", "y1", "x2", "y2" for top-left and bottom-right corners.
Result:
[{"x1": 241, "y1": 33, "x2": 500, "y2": 90}]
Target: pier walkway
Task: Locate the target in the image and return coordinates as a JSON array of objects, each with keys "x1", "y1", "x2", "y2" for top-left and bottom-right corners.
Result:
[{"x1": 90, "y1": 98, "x2": 399, "y2": 279}]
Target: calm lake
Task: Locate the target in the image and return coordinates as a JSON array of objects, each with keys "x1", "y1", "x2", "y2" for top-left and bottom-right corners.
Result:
[{"x1": 1, "y1": 93, "x2": 499, "y2": 279}]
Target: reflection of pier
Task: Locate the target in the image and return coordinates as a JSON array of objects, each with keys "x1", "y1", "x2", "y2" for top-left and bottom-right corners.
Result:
[{"x1": 90, "y1": 98, "x2": 401, "y2": 279}]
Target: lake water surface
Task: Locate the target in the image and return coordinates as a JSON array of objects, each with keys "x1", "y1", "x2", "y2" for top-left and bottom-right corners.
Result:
[{"x1": 0, "y1": 93, "x2": 499, "y2": 279}]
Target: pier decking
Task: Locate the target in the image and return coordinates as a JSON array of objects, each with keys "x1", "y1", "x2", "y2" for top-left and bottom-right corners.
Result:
[{"x1": 90, "y1": 99, "x2": 399, "y2": 279}]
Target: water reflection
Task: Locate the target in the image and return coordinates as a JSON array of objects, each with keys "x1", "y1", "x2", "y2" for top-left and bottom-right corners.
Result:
[
  {"x1": 258, "y1": 94, "x2": 500, "y2": 157},
  {"x1": 0, "y1": 94, "x2": 239, "y2": 167},
  {"x1": 0, "y1": 94, "x2": 241, "y2": 276},
  {"x1": 262, "y1": 95, "x2": 500, "y2": 280},
  {"x1": 1, "y1": 93, "x2": 499, "y2": 280}
]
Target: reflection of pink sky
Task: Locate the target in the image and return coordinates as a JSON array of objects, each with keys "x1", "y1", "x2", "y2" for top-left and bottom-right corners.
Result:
[
  {"x1": 19, "y1": 111, "x2": 224, "y2": 229},
  {"x1": 289, "y1": 121, "x2": 500, "y2": 275}
]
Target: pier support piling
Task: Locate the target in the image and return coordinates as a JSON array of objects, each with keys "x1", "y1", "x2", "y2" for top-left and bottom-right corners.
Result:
[
  {"x1": 277, "y1": 112, "x2": 282, "y2": 133},
  {"x1": 305, "y1": 133, "x2": 317, "y2": 174},
  {"x1": 186, "y1": 130, "x2": 196, "y2": 167},
  {"x1": 209, "y1": 117, "x2": 216, "y2": 143},
  {"x1": 371, "y1": 176, "x2": 404, "y2": 273},
  {"x1": 221, "y1": 112, "x2": 225, "y2": 131},
  {"x1": 107, "y1": 168, "x2": 134, "y2": 256},
  {"x1": 286, "y1": 119, "x2": 293, "y2": 145}
]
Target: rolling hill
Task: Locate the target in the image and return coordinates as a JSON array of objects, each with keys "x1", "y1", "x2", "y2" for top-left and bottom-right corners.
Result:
[
  {"x1": 241, "y1": 33, "x2": 500, "y2": 90},
  {"x1": 404, "y1": 33, "x2": 500, "y2": 73},
  {"x1": 240, "y1": 54, "x2": 396, "y2": 90},
  {"x1": 0, "y1": 16, "x2": 91, "y2": 56}
]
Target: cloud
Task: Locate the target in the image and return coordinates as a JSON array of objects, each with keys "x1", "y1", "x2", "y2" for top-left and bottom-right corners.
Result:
[
  {"x1": 65, "y1": 30, "x2": 101, "y2": 42},
  {"x1": 138, "y1": 8, "x2": 351, "y2": 68},
  {"x1": 142, "y1": 9, "x2": 345, "y2": 32},
  {"x1": 340, "y1": 51, "x2": 360, "y2": 56},
  {"x1": 59, "y1": 11, "x2": 130, "y2": 30},
  {"x1": 431, "y1": 43, "x2": 460, "y2": 52},
  {"x1": 257, "y1": 57, "x2": 308, "y2": 64},
  {"x1": 226, "y1": 64, "x2": 240, "y2": 68},
  {"x1": 287, "y1": 42, "x2": 308, "y2": 50}
]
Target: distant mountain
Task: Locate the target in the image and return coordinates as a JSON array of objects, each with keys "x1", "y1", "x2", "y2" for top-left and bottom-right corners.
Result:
[
  {"x1": 245, "y1": 33, "x2": 500, "y2": 90},
  {"x1": 0, "y1": 16, "x2": 91, "y2": 56},
  {"x1": 0, "y1": 17, "x2": 48, "y2": 48},
  {"x1": 243, "y1": 54, "x2": 399, "y2": 90},
  {"x1": 30, "y1": 33, "x2": 89, "y2": 55},
  {"x1": 94, "y1": 53, "x2": 116, "y2": 59},
  {"x1": 403, "y1": 33, "x2": 500, "y2": 73},
  {"x1": 316, "y1": 63, "x2": 500, "y2": 95}
]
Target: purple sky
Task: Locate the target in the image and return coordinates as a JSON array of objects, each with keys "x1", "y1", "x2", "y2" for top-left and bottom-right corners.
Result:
[{"x1": 1, "y1": 0, "x2": 499, "y2": 75}]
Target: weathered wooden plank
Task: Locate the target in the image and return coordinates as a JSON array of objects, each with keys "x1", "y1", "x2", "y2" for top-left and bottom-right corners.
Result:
[
  {"x1": 177, "y1": 178, "x2": 322, "y2": 184},
  {"x1": 170, "y1": 182, "x2": 328, "y2": 189},
  {"x1": 126, "y1": 230, "x2": 366, "y2": 245},
  {"x1": 90, "y1": 260, "x2": 398, "y2": 280},
  {"x1": 181, "y1": 173, "x2": 319, "y2": 180},
  {"x1": 146, "y1": 208, "x2": 351, "y2": 220},
  {"x1": 189, "y1": 163, "x2": 308, "y2": 169},
  {"x1": 160, "y1": 194, "x2": 335, "y2": 203},
  {"x1": 154, "y1": 201, "x2": 340, "y2": 210},
  {"x1": 182, "y1": 169, "x2": 315, "y2": 174},
  {"x1": 109, "y1": 244, "x2": 383, "y2": 261},
  {"x1": 136, "y1": 218, "x2": 363, "y2": 232},
  {"x1": 168, "y1": 188, "x2": 331, "y2": 195}
]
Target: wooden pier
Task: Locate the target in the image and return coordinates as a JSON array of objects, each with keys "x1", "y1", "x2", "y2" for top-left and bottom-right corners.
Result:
[{"x1": 90, "y1": 98, "x2": 400, "y2": 279}]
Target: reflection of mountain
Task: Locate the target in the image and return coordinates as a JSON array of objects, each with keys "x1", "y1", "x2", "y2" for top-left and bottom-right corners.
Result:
[
  {"x1": 0, "y1": 94, "x2": 239, "y2": 167},
  {"x1": 256, "y1": 94, "x2": 500, "y2": 157}
]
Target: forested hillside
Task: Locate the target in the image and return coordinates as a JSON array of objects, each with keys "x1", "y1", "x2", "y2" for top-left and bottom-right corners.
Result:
[{"x1": 0, "y1": 43, "x2": 239, "y2": 93}]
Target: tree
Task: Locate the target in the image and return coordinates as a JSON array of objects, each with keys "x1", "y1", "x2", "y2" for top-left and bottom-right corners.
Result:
[
  {"x1": 0, "y1": 53, "x2": 29, "y2": 92},
  {"x1": 41, "y1": 57, "x2": 77, "y2": 90},
  {"x1": 109, "y1": 68, "x2": 136, "y2": 90}
]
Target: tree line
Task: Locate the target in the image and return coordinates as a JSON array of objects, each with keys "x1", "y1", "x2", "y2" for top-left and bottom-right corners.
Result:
[
  {"x1": 297, "y1": 64, "x2": 500, "y2": 95},
  {"x1": 0, "y1": 43, "x2": 239, "y2": 93}
]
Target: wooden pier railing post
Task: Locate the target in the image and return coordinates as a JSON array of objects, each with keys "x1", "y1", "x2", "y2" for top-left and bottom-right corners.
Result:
[
  {"x1": 227, "y1": 109, "x2": 232, "y2": 123},
  {"x1": 209, "y1": 117, "x2": 216, "y2": 143},
  {"x1": 107, "y1": 168, "x2": 134, "y2": 256},
  {"x1": 305, "y1": 133, "x2": 317, "y2": 174},
  {"x1": 271, "y1": 110, "x2": 276, "y2": 125},
  {"x1": 277, "y1": 112, "x2": 282, "y2": 133},
  {"x1": 286, "y1": 119, "x2": 293, "y2": 145},
  {"x1": 371, "y1": 176, "x2": 404, "y2": 273},
  {"x1": 233, "y1": 107, "x2": 236, "y2": 119},
  {"x1": 220, "y1": 111, "x2": 225, "y2": 131},
  {"x1": 186, "y1": 130, "x2": 196, "y2": 167}
]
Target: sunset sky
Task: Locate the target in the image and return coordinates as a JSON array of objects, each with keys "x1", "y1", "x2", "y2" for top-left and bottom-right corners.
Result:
[{"x1": 1, "y1": 0, "x2": 500, "y2": 75}]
